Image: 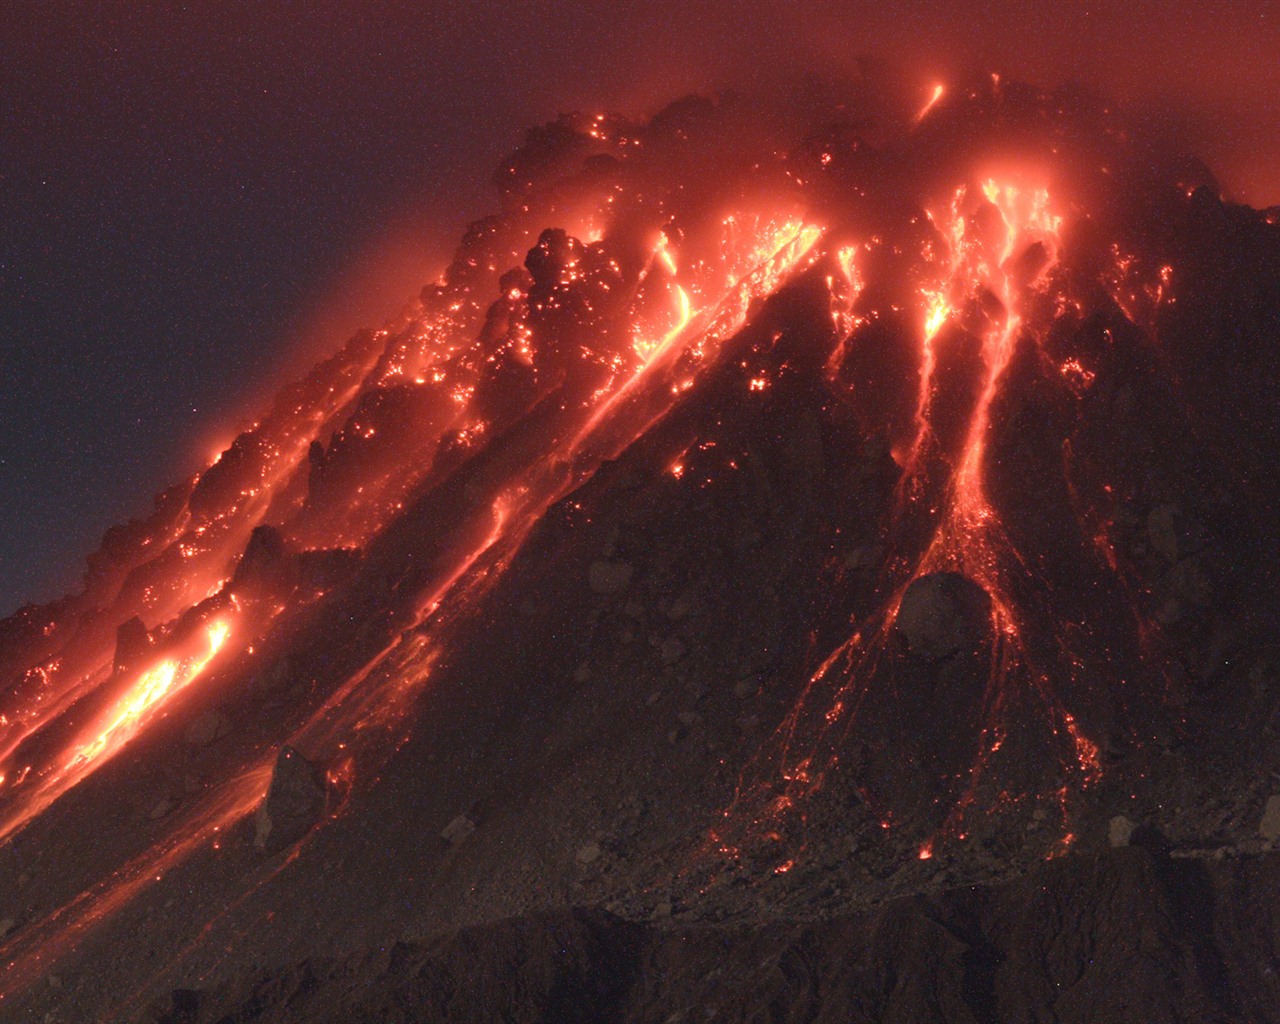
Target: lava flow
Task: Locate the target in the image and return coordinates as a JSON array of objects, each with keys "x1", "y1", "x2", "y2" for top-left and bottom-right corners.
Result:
[
  {"x1": 0, "y1": 618, "x2": 233, "y2": 848},
  {"x1": 0, "y1": 99, "x2": 825, "y2": 1002},
  {"x1": 2, "y1": 75, "x2": 1277, "y2": 1018},
  {"x1": 709, "y1": 176, "x2": 1117, "y2": 865}
]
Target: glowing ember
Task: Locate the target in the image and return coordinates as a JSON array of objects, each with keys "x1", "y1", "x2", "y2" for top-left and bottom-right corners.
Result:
[{"x1": 913, "y1": 82, "x2": 946, "y2": 125}]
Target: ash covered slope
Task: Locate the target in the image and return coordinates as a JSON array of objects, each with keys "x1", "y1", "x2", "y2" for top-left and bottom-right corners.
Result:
[{"x1": 1, "y1": 75, "x2": 1279, "y2": 1022}]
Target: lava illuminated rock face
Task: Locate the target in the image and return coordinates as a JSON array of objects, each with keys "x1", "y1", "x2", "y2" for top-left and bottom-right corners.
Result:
[{"x1": 2, "y1": 75, "x2": 1280, "y2": 1021}]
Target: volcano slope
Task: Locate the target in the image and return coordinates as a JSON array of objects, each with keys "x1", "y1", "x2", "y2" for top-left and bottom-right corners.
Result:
[{"x1": 2, "y1": 77, "x2": 1280, "y2": 1023}]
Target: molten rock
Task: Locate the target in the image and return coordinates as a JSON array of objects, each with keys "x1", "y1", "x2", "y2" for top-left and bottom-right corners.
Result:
[
  {"x1": 895, "y1": 572, "x2": 993, "y2": 661},
  {"x1": 254, "y1": 746, "x2": 328, "y2": 854}
]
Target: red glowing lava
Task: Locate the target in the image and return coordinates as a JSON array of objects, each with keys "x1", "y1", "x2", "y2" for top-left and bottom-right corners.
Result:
[
  {"x1": 0, "y1": 76, "x2": 1256, "y2": 1008},
  {"x1": 0, "y1": 136, "x2": 823, "y2": 999}
]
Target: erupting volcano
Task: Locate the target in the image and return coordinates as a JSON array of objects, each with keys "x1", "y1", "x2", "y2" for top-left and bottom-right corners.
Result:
[{"x1": 4, "y1": 73, "x2": 1280, "y2": 1023}]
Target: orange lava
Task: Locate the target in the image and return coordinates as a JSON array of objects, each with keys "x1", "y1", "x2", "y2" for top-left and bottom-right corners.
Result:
[{"x1": 0, "y1": 619, "x2": 234, "y2": 849}]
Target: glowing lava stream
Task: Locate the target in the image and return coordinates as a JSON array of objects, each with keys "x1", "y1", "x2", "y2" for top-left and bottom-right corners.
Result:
[
  {"x1": 274, "y1": 218, "x2": 821, "y2": 828},
  {"x1": 912, "y1": 83, "x2": 945, "y2": 126},
  {"x1": 0, "y1": 216, "x2": 817, "y2": 858},
  {"x1": 0, "y1": 212, "x2": 829, "y2": 1004},
  {"x1": 918, "y1": 179, "x2": 1061, "y2": 564},
  {"x1": 0, "y1": 620, "x2": 232, "y2": 848},
  {"x1": 891, "y1": 184, "x2": 1069, "y2": 829},
  {"x1": 712, "y1": 179, "x2": 1080, "y2": 866},
  {"x1": 0, "y1": 334, "x2": 380, "y2": 824},
  {"x1": 306, "y1": 219, "x2": 827, "y2": 750},
  {"x1": 572, "y1": 220, "x2": 822, "y2": 455}
]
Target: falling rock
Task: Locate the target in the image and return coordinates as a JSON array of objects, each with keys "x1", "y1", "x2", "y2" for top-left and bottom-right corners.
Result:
[
  {"x1": 184, "y1": 709, "x2": 232, "y2": 747},
  {"x1": 895, "y1": 572, "x2": 992, "y2": 660},
  {"x1": 1259, "y1": 795, "x2": 1280, "y2": 841},
  {"x1": 589, "y1": 560, "x2": 634, "y2": 595},
  {"x1": 1109, "y1": 815, "x2": 1137, "y2": 847},
  {"x1": 307, "y1": 438, "x2": 327, "y2": 474},
  {"x1": 254, "y1": 746, "x2": 327, "y2": 854},
  {"x1": 441, "y1": 814, "x2": 477, "y2": 846}
]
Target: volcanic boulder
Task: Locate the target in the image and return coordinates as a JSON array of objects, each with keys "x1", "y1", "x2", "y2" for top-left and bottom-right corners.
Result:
[
  {"x1": 894, "y1": 572, "x2": 993, "y2": 660},
  {"x1": 112, "y1": 614, "x2": 153, "y2": 676},
  {"x1": 253, "y1": 746, "x2": 328, "y2": 854},
  {"x1": 231, "y1": 524, "x2": 294, "y2": 597}
]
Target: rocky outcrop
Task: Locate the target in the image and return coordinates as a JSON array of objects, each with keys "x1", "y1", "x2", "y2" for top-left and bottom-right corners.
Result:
[{"x1": 146, "y1": 848, "x2": 1279, "y2": 1024}]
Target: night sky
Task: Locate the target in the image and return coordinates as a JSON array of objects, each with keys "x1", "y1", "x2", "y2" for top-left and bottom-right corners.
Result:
[{"x1": 2, "y1": 1, "x2": 1277, "y2": 617}]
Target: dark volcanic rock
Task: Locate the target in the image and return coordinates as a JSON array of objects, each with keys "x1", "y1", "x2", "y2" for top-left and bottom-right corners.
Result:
[
  {"x1": 1260, "y1": 797, "x2": 1280, "y2": 842},
  {"x1": 148, "y1": 849, "x2": 1280, "y2": 1024},
  {"x1": 441, "y1": 813, "x2": 477, "y2": 846},
  {"x1": 152, "y1": 908, "x2": 644, "y2": 1024},
  {"x1": 253, "y1": 747, "x2": 328, "y2": 854},
  {"x1": 113, "y1": 615, "x2": 153, "y2": 676},
  {"x1": 894, "y1": 572, "x2": 993, "y2": 661},
  {"x1": 231, "y1": 524, "x2": 293, "y2": 596},
  {"x1": 183, "y1": 709, "x2": 232, "y2": 748},
  {"x1": 295, "y1": 547, "x2": 362, "y2": 592}
]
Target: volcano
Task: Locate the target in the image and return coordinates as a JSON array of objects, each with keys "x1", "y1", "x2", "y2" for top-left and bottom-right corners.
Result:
[{"x1": 3, "y1": 76, "x2": 1280, "y2": 1023}]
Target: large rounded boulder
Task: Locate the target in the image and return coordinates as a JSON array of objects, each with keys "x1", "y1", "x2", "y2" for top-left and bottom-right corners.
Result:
[{"x1": 894, "y1": 571, "x2": 992, "y2": 660}]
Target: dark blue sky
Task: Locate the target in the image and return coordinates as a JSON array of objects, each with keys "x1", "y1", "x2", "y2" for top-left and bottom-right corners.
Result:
[{"x1": 2, "y1": 1, "x2": 1277, "y2": 616}]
